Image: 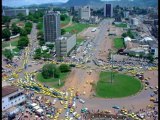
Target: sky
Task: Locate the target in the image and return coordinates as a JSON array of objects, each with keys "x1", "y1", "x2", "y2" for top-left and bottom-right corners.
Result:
[
  {"x1": 2, "y1": 0, "x2": 69, "y2": 7},
  {"x1": 2, "y1": 0, "x2": 120, "y2": 7}
]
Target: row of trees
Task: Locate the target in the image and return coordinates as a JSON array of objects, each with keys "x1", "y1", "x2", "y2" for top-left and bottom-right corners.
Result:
[
  {"x1": 42, "y1": 63, "x2": 70, "y2": 79},
  {"x1": 2, "y1": 22, "x2": 33, "y2": 40},
  {"x1": 121, "y1": 29, "x2": 134, "y2": 39},
  {"x1": 33, "y1": 48, "x2": 52, "y2": 60}
]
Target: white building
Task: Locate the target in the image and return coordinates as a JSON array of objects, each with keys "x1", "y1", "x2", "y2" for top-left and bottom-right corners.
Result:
[
  {"x1": 2, "y1": 86, "x2": 26, "y2": 111},
  {"x1": 130, "y1": 18, "x2": 139, "y2": 26},
  {"x1": 56, "y1": 33, "x2": 76, "y2": 58},
  {"x1": 79, "y1": 6, "x2": 91, "y2": 20}
]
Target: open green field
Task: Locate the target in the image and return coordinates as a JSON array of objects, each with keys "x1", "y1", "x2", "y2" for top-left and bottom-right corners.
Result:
[
  {"x1": 2, "y1": 38, "x2": 19, "y2": 48},
  {"x1": 96, "y1": 72, "x2": 143, "y2": 98},
  {"x1": 64, "y1": 23, "x2": 96, "y2": 34},
  {"x1": 37, "y1": 72, "x2": 69, "y2": 88},
  {"x1": 113, "y1": 38, "x2": 125, "y2": 49},
  {"x1": 115, "y1": 23, "x2": 127, "y2": 28}
]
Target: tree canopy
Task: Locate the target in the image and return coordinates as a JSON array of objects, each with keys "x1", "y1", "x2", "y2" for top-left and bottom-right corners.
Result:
[
  {"x1": 59, "y1": 64, "x2": 70, "y2": 73},
  {"x1": 3, "y1": 49, "x2": 14, "y2": 61},
  {"x1": 42, "y1": 64, "x2": 56, "y2": 79},
  {"x1": 2, "y1": 28, "x2": 11, "y2": 40},
  {"x1": 11, "y1": 23, "x2": 21, "y2": 35},
  {"x1": 17, "y1": 36, "x2": 29, "y2": 49}
]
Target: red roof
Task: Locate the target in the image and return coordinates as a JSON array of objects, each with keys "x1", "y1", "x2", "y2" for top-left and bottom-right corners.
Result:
[{"x1": 2, "y1": 85, "x2": 18, "y2": 97}]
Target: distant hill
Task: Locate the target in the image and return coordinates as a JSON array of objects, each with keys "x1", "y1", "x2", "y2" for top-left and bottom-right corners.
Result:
[{"x1": 63, "y1": 0, "x2": 158, "y2": 8}]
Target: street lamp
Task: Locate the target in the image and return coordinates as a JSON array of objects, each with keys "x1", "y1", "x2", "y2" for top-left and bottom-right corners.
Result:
[{"x1": 108, "y1": 49, "x2": 114, "y2": 84}]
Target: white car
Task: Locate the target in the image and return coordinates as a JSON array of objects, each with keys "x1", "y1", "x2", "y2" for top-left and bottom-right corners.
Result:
[
  {"x1": 65, "y1": 111, "x2": 69, "y2": 117},
  {"x1": 9, "y1": 78, "x2": 15, "y2": 81},
  {"x1": 52, "y1": 98, "x2": 57, "y2": 105},
  {"x1": 69, "y1": 117, "x2": 74, "y2": 120},
  {"x1": 73, "y1": 112, "x2": 77, "y2": 117},
  {"x1": 79, "y1": 99, "x2": 85, "y2": 104}
]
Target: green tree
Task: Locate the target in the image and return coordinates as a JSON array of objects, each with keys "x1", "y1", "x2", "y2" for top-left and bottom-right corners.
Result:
[
  {"x1": 20, "y1": 28, "x2": 27, "y2": 36},
  {"x1": 42, "y1": 64, "x2": 56, "y2": 79},
  {"x1": 2, "y1": 16, "x2": 11, "y2": 25},
  {"x1": 11, "y1": 23, "x2": 21, "y2": 35},
  {"x1": 25, "y1": 27, "x2": 32, "y2": 34},
  {"x1": 147, "y1": 53, "x2": 154, "y2": 63},
  {"x1": 61, "y1": 29, "x2": 66, "y2": 35},
  {"x1": 25, "y1": 22, "x2": 32, "y2": 28},
  {"x1": 17, "y1": 36, "x2": 29, "y2": 49},
  {"x1": 46, "y1": 44, "x2": 54, "y2": 49},
  {"x1": 59, "y1": 64, "x2": 70, "y2": 73},
  {"x1": 3, "y1": 49, "x2": 14, "y2": 61},
  {"x1": 2, "y1": 28, "x2": 11, "y2": 40},
  {"x1": 121, "y1": 33, "x2": 127, "y2": 38},
  {"x1": 34, "y1": 48, "x2": 42, "y2": 59},
  {"x1": 37, "y1": 30, "x2": 43, "y2": 37},
  {"x1": 37, "y1": 22, "x2": 43, "y2": 30},
  {"x1": 17, "y1": 13, "x2": 26, "y2": 21},
  {"x1": 54, "y1": 67, "x2": 60, "y2": 78},
  {"x1": 42, "y1": 53, "x2": 52, "y2": 60}
]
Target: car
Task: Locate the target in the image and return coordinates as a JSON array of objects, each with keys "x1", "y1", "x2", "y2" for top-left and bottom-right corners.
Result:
[
  {"x1": 73, "y1": 112, "x2": 77, "y2": 117},
  {"x1": 65, "y1": 112, "x2": 69, "y2": 117},
  {"x1": 8, "y1": 78, "x2": 15, "y2": 81},
  {"x1": 150, "y1": 86, "x2": 154, "y2": 89},
  {"x1": 70, "y1": 108, "x2": 74, "y2": 113},
  {"x1": 75, "y1": 114, "x2": 80, "y2": 119},
  {"x1": 79, "y1": 99, "x2": 85, "y2": 104},
  {"x1": 150, "y1": 97, "x2": 155, "y2": 102}
]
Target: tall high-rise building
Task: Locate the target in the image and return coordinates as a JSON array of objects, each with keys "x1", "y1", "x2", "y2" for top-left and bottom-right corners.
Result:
[
  {"x1": 104, "y1": 4, "x2": 113, "y2": 17},
  {"x1": 43, "y1": 11, "x2": 61, "y2": 43},
  {"x1": 79, "y1": 6, "x2": 91, "y2": 20}
]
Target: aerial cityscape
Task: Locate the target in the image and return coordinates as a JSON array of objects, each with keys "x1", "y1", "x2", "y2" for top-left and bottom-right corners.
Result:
[{"x1": 2, "y1": 0, "x2": 158, "y2": 120}]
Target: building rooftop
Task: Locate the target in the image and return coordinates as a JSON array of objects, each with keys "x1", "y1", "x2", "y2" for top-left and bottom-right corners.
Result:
[
  {"x1": 124, "y1": 36, "x2": 132, "y2": 42},
  {"x1": 2, "y1": 85, "x2": 18, "y2": 97}
]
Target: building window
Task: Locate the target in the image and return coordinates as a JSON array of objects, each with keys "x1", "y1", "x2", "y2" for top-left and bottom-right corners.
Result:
[
  {"x1": 15, "y1": 100, "x2": 17, "y2": 103},
  {"x1": 11, "y1": 102, "x2": 13, "y2": 104},
  {"x1": 3, "y1": 107, "x2": 5, "y2": 109},
  {"x1": 2, "y1": 101, "x2": 4, "y2": 103}
]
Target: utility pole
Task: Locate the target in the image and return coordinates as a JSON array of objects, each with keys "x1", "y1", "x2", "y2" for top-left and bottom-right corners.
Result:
[{"x1": 109, "y1": 50, "x2": 114, "y2": 84}]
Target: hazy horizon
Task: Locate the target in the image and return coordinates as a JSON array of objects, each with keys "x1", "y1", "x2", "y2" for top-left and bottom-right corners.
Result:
[{"x1": 2, "y1": 0, "x2": 118, "y2": 7}]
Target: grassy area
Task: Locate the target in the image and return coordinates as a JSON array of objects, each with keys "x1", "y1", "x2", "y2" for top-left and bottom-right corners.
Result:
[
  {"x1": 113, "y1": 38, "x2": 125, "y2": 49},
  {"x1": 64, "y1": 23, "x2": 96, "y2": 34},
  {"x1": 115, "y1": 23, "x2": 127, "y2": 28},
  {"x1": 76, "y1": 37, "x2": 84, "y2": 45},
  {"x1": 61, "y1": 16, "x2": 70, "y2": 27},
  {"x1": 37, "y1": 72, "x2": 69, "y2": 88},
  {"x1": 96, "y1": 72, "x2": 143, "y2": 98},
  {"x1": 2, "y1": 38, "x2": 19, "y2": 48}
]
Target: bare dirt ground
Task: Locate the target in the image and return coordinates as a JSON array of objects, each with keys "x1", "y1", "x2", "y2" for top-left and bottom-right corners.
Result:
[
  {"x1": 61, "y1": 68, "x2": 99, "y2": 98},
  {"x1": 78, "y1": 27, "x2": 99, "y2": 40}
]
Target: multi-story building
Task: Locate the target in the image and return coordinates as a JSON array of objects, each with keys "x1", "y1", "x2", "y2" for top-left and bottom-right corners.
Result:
[
  {"x1": 3, "y1": 9, "x2": 29, "y2": 16},
  {"x1": 104, "y1": 4, "x2": 113, "y2": 17},
  {"x1": 123, "y1": 11, "x2": 129, "y2": 18},
  {"x1": 130, "y1": 18, "x2": 139, "y2": 26},
  {"x1": 79, "y1": 6, "x2": 91, "y2": 20},
  {"x1": 43, "y1": 11, "x2": 61, "y2": 43},
  {"x1": 56, "y1": 33, "x2": 76, "y2": 58},
  {"x1": 2, "y1": 86, "x2": 26, "y2": 111}
]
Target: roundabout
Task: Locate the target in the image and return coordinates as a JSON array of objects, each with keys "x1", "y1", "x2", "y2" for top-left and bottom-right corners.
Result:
[{"x1": 95, "y1": 71, "x2": 143, "y2": 98}]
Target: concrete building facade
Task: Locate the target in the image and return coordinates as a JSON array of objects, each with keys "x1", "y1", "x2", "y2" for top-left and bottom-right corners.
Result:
[
  {"x1": 2, "y1": 86, "x2": 26, "y2": 111},
  {"x1": 104, "y1": 4, "x2": 113, "y2": 17},
  {"x1": 43, "y1": 11, "x2": 61, "y2": 43},
  {"x1": 123, "y1": 11, "x2": 129, "y2": 18},
  {"x1": 56, "y1": 33, "x2": 76, "y2": 58},
  {"x1": 79, "y1": 6, "x2": 91, "y2": 20},
  {"x1": 3, "y1": 9, "x2": 29, "y2": 16}
]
